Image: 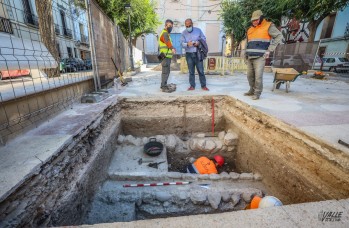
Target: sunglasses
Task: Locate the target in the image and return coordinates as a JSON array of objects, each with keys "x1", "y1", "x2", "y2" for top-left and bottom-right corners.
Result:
[{"x1": 185, "y1": 25, "x2": 192, "y2": 28}]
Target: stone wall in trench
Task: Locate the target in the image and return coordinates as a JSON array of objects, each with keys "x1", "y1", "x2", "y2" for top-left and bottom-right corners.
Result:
[{"x1": 0, "y1": 104, "x2": 122, "y2": 227}]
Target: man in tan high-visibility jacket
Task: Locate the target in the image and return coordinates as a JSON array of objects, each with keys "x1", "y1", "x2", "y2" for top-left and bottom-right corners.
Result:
[
  {"x1": 159, "y1": 19, "x2": 176, "y2": 92},
  {"x1": 244, "y1": 10, "x2": 282, "y2": 100}
]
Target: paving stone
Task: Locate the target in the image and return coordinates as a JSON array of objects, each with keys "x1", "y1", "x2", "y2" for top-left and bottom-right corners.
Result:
[
  {"x1": 240, "y1": 173, "x2": 254, "y2": 180},
  {"x1": 155, "y1": 192, "x2": 172, "y2": 202},
  {"x1": 229, "y1": 172, "x2": 240, "y2": 180},
  {"x1": 190, "y1": 190, "x2": 207, "y2": 205},
  {"x1": 208, "y1": 192, "x2": 221, "y2": 209}
]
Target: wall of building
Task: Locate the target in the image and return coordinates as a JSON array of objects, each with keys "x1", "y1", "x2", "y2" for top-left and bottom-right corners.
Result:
[{"x1": 139, "y1": 0, "x2": 224, "y2": 55}]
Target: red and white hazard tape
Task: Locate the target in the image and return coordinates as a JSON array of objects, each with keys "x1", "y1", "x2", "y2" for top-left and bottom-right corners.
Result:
[{"x1": 123, "y1": 181, "x2": 191, "y2": 188}]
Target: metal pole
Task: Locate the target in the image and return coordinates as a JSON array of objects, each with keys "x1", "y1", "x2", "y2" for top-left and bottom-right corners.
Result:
[
  {"x1": 128, "y1": 14, "x2": 134, "y2": 71},
  {"x1": 142, "y1": 37, "x2": 146, "y2": 64},
  {"x1": 85, "y1": 0, "x2": 101, "y2": 91}
]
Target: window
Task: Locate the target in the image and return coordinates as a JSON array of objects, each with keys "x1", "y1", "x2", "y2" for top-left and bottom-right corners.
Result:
[
  {"x1": 56, "y1": 43, "x2": 61, "y2": 58},
  {"x1": 326, "y1": 58, "x2": 335, "y2": 63},
  {"x1": 67, "y1": 47, "x2": 72, "y2": 58}
]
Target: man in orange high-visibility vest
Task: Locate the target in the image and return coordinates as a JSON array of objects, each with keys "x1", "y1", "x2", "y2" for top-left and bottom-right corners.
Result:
[
  {"x1": 244, "y1": 10, "x2": 282, "y2": 100},
  {"x1": 187, "y1": 155, "x2": 224, "y2": 174}
]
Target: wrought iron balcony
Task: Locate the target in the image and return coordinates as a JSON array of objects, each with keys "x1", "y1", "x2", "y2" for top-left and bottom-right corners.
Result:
[
  {"x1": 0, "y1": 17, "x2": 13, "y2": 34},
  {"x1": 23, "y1": 12, "x2": 39, "y2": 27},
  {"x1": 63, "y1": 28, "x2": 73, "y2": 39},
  {"x1": 54, "y1": 24, "x2": 60, "y2": 35}
]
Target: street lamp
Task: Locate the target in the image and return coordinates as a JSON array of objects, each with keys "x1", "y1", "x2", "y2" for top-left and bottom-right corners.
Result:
[
  {"x1": 221, "y1": 34, "x2": 226, "y2": 56},
  {"x1": 124, "y1": 3, "x2": 134, "y2": 71},
  {"x1": 141, "y1": 34, "x2": 146, "y2": 64}
]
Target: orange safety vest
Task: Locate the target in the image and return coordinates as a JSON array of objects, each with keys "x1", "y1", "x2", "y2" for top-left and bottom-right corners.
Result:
[
  {"x1": 193, "y1": 157, "x2": 218, "y2": 174},
  {"x1": 246, "y1": 19, "x2": 272, "y2": 57}
]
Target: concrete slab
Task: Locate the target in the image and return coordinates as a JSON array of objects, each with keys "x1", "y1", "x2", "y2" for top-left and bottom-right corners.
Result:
[
  {"x1": 0, "y1": 134, "x2": 71, "y2": 200},
  {"x1": 281, "y1": 200, "x2": 348, "y2": 227},
  {"x1": 108, "y1": 145, "x2": 168, "y2": 174}
]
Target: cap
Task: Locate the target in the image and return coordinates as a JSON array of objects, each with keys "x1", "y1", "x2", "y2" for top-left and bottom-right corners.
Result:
[{"x1": 251, "y1": 10, "x2": 263, "y2": 21}]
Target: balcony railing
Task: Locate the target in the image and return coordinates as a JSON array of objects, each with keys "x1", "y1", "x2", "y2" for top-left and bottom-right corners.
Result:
[
  {"x1": 54, "y1": 24, "x2": 60, "y2": 35},
  {"x1": 23, "y1": 12, "x2": 39, "y2": 28},
  {"x1": 81, "y1": 34, "x2": 88, "y2": 44},
  {"x1": 63, "y1": 28, "x2": 73, "y2": 39},
  {"x1": 0, "y1": 17, "x2": 13, "y2": 34}
]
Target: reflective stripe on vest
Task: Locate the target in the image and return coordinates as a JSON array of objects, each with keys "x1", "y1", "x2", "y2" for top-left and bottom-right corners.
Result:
[
  {"x1": 193, "y1": 157, "x2": 218, "y2": 174},
  {"x1": 246, "y1": 19, "x2": 272, "y2": 57},
  {"x1": 159, "y1": 29, "x2": 173, "y2": 58}
]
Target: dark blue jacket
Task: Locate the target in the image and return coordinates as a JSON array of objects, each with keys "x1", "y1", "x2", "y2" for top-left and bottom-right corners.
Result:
[{"x1": 197, "y1": 38, "x2": 208, "y2": 62}]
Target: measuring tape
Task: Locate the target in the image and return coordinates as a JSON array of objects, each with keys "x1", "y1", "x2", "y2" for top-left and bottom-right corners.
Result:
[{"x1": 123, "y1": 181, "x2": 191, "y2": 188}]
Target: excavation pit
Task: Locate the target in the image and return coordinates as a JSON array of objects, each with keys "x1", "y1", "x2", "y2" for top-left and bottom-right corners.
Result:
[
  {"x1": 1, "y1": 96, "x2": 348, "y2": 227},
  {"x1": 82, "y1": 96, "x2": 349, "y2": 225}
]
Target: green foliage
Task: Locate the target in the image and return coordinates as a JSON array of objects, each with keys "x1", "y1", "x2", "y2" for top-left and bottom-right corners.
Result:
[
  {"x1": 221, "y1": 0, "x2": 285, "y2": 45},
  {"x1": 221, "y1": 0, "x2": 349, "y2": 43},
  {"x1": 95, "y1": 0, "x2": 161, "y2": 40}
]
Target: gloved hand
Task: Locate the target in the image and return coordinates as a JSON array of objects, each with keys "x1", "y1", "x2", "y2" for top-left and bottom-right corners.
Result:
[{"x1": 263, "y1": 51, "x2": 270, "y2": 59}]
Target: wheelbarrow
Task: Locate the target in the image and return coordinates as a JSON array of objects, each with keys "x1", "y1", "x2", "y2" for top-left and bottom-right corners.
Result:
[{"x1": 272, "y1": 68, "x2": 301, "y2": 93}]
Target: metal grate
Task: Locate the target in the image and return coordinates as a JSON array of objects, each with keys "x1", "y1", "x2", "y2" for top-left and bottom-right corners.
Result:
[{"x1": 0, "y1": 16, "x2": 13, "y2": 34}]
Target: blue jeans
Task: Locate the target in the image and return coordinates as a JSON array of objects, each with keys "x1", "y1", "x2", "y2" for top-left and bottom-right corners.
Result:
[{"x1": 186, "y1": 52, "x2": 206, "y2": 88}]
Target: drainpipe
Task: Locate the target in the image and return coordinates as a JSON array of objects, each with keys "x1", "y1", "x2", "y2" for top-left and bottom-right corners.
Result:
[{"x1": 85, "y1": 0, "x2": 101, "y2": 91}]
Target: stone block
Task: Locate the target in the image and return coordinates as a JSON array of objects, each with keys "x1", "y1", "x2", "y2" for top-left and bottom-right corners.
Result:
[
  {"x1": 208, "y1": 192, "x2": 221, "y2": 209},
  {"x1": 218, "y1": 131, "x2": 225, "y2": 140},
  {"x1": 190, "y1": 190, "x2": 207, "y2": 205},
  {"x1": 229, "y1": 172, "x2": 240, "y2": 180},
  {"x1": 240, "y1": 173, "x2": 254, "y2": 180},
  {"x1": 254, "y1": 173, "x2": 263, "y2": 181},
  {"x1": 117, "y1": 135, "x2": 125, "y2": 144},
  {"x1": 209, "y1": 174, "x2": 221, "y2": 180},
  {"x1": 220, "y1": 172, "x2": 230, "y2": 180},
  {"x1": 223, "y1": 132, "x2": 238, "y2": 146},
  {"x1": 156, "y1": 192, "x2": 172, "y2": 202}
]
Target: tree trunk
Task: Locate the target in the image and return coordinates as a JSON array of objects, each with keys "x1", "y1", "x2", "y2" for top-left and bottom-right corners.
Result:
[
  {"x1": 35, "y1": 0, "x2": 60, "y2": 77},
  {"x1": 307, "y1": 21, "x2": 317, "y2": 43}
]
